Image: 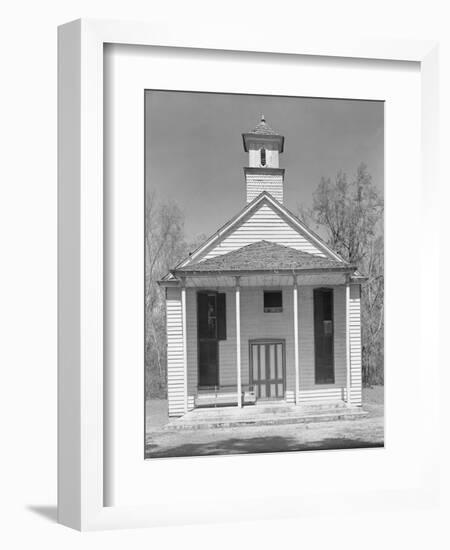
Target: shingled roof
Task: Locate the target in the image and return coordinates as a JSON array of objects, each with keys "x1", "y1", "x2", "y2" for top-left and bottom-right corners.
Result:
[
  {"x1": 172, "y1": 240, "x2": 355, "y2": 275},
  {"x1": 248, "y1": 115, "x2": 280, "y2": 136}
]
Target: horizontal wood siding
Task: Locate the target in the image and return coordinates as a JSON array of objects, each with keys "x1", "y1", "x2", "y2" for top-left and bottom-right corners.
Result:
[
  {"x1": 166, "y1": 287, "x2": 185, "y2": 417},
  {"x1": 203, "y1": 203, "x2": 326, "y2": 260},
  {"x1": 240, "y1": 287, "x2": 296, "y2": 392},
  {"x1": 246, "y1": 173, "x2": 283, "y2": 204},
  {"x1": 185, "y1": 289, "x2": 238, "y2": 391},
  {"x1": 175, "y1": 284, "x2": 362, "y2": 406},
  {"x1": 185, "y1": 287, "x2": 295, "y2": 394},
  {"x1": 349, "y1": 284, "x2": 363, "y2": 406},
  {"x1": 217, "y1": 290, "x2": 237, "y2": 387},
  {"x1": 298, "y1": 285, "x2": 347, "y2": 402}
]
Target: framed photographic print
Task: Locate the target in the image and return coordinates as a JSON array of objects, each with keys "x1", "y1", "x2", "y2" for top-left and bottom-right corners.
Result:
[
  {"x1": 144, "y1": 90, "x2": 382, "y2": 459},
  {"x1": 58, "y1": 18, "x2": 439, "y2": 530}
]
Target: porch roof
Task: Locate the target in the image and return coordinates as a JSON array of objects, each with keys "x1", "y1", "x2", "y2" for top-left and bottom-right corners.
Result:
[{"x1": 171, "y1": 240, "x2": 356, "y2": 277}]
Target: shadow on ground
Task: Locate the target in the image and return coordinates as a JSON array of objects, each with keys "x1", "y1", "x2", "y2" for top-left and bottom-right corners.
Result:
[
  {"x1": 145, "y1": 434, "x2": 383, "y2": 458},
  {"x1": 27, "y1": 505, "x2": 58, "y2": 523}
]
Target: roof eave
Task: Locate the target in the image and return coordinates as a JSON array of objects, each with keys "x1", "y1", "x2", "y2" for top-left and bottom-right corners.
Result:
[
  {"x1": 241, "y1": 133, "x2": 285, "y2": 153},
  {"x1": 350, "y1": 274, "x2": 369, "y2": 283},
  {"x1": 171, "y1": 266, "x2": 357, "y2": 277},
  {"x1": 157, "y1": 279, "x2": 181, "y2": 288}
]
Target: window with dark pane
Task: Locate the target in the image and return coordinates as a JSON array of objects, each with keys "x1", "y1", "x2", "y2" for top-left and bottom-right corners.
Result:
[
  {"x1": 197, "y1": 291, "x2": 227, "y2": 388},
  {"x1": 313, "y1": 288, "x2": 334, "y2": 384},
  {"x1": 264, "y1": 290, "x2": 282, "y2": 313},
  {"x1": 198, "y1": 292, "x2": 217, "y2": 339},
  {"x1": 216, "y1": 292, "x2": 227, "y2": 340},
  {"x1": 206, "y1": 294, "x2": 217, "y2": 338},
  {"x1": 260, "y1": 147, "x2": 266, "y2": 166}
]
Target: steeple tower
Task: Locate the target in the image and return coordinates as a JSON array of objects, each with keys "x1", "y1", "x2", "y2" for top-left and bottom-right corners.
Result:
[{"x1": 242, "y1": 115, "x2": 285, "y2": 204}]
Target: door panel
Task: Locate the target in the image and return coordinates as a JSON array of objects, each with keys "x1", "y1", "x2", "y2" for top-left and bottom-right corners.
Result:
[
  {"x1": 260, "y1": 347, "x2": 266, "y2": 380},
  {"x1": 252, "y1": 348, "x2": 258, "y2": 381},
  {"x1": 250, "y1": 341, "x2": 285, "y2": 399},
  {"x1": 269, "y1": 345, "x2": 275, "y2": 379},
  {"x1": 276, "y1": 344, "x2": 283, "y2": 379},
  {"x1": 198, "y1": 340, "x2": 218, "y2": 387}
]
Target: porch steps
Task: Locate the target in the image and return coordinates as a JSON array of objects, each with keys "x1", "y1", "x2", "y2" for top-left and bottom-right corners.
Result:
[
  {"x1": 254, "y1": 400, "x2": 349, "y2": 414},
  {"x1": 164, "y1": 403, "x2": 368, "y2": 431}
]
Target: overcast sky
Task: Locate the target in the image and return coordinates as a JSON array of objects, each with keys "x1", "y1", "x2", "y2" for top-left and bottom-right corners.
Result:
[{"x1": 145, "y1": 91, "x2": 384, "y2": 242}]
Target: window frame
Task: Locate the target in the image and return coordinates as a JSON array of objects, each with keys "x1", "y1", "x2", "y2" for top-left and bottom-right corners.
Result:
[
  {"x1": 313, "y1": 287, "x2": 335, "y2": 385},
  {"x1": 260, "y1": 147, "x2": 266, "y2": 166},
  {"x1": 197, "y1": 290, "x2": 227, "y2": 389},
  {"x1": 263, "y1": 290, "x2": 283, "y2": 313}
]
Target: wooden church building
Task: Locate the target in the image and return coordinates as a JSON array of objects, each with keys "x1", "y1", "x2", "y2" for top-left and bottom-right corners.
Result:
[{"x1": 159, "y1": 116, "x2": 365, "y2": 417}]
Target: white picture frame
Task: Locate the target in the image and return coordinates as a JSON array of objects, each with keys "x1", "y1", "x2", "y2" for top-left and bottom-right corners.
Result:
[{"x1": 58, "y1": 18, "x2": 439, "y2": 531}]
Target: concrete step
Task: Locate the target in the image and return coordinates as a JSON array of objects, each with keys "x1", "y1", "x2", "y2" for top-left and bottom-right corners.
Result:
[
  {"x1": 299, "y1": 401, "x2": 349, "y2": 412},
  {"x1": 253, "y1": 405, "x2": 296, "y2": 414},
  {"x1": 164, "y1": 408, "x2": 368, "y2": 431}
]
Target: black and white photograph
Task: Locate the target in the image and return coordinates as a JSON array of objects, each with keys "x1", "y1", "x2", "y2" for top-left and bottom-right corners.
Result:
[
  {"x1": 145, "y1": 90, "x2": 384, "y2": 459},
  {"x1": 4, "y1": 1, "x2": 447, "y2": 543}
]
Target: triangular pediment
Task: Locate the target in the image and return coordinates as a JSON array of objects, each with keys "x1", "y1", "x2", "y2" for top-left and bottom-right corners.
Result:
[{"x1": 174, "y1": 192, "x2": 345, "y2": 272}]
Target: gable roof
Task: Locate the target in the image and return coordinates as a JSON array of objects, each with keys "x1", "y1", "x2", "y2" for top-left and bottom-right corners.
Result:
[
  {"x1": 173, "y1": 240, "x2": 355, "y2": 276},
  {"x1": 174, "y1": 191, "x2": 346, "y2": 268}
]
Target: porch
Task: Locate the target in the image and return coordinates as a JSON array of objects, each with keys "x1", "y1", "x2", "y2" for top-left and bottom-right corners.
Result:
[
  {"x1": 165, "y1": 400, "x2": 368, "y2": 431},
  {"x1": 165, "y1": 240, "x2": 363, "y2": 417}
]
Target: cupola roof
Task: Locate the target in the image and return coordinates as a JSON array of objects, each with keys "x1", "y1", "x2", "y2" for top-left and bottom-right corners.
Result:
[{"x1": 249, "y1": 114, "x2": 280, "y2": 136}]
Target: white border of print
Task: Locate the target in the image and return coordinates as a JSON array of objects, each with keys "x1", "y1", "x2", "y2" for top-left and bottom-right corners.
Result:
[{"x1": 58, "y1": 18, "x2": 439, "y2": 531}]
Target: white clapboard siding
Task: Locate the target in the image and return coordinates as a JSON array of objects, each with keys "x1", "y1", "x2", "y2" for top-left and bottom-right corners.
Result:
[
  {"x1": 298, "y1": 388, "x2": 347, "y2": 401},
  {"x1": 298, "y1": 286, "x2": 347, "y2": 397},
  {"x1": 166, "y1": 287, "x2": 185, "y2": 417},
  {"x1": 202, "y1": 203, "x2": 326, "y2": 260},
  {"x1": 172, "y1": 284, "x2": 362, "y2": 410},
  {"x1": 246, "y1": 172, "x2": 283, "y2": 204},
  {"x1": 349, "y1": 284, "x2": 363, "y2": 406},
  {"x1": 239, "y1": 287, "x2": 296, "y2": 392}
]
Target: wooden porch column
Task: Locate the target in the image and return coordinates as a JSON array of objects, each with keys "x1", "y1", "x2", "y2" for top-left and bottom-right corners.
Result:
[
  {"x1": 235, "y1": 276, "x2": 242, "y2": 407},
  {"x1": 293, "y1": 277, "x2": 300, "y2": 404},
  {"x1": 181, "y1": 278, "x2": 188, "y2": 414},
  {"x1": 345, "y1": 277, "x2": 352, "y2": 406}
]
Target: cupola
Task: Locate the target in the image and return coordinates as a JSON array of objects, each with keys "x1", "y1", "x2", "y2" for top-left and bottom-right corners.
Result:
[{"x1": 242, "y1": 115, "x2": 285, "y2": 203}]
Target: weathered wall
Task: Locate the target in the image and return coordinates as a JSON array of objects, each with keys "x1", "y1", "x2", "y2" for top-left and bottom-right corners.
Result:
[
  {"x1": 297, "y1": 285, "x2": 348, "y2": 402},
  {"x1": 349, "y1": 284, "x2": 362, "y2": 406},
  {"x1": 181, "y1": 284, "x2": 360, "y2": 407},
  {"x1": 245, "y1": 172, "x2": 284, "y2": 203},
  {"x1": 165, "y1": 287, "x2": 185, "y2": 417},
  {"x1": 202, "y1": 202, "x2": 326, "y2": 260}
]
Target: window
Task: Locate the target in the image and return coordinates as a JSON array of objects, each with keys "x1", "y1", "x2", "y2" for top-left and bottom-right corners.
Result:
[
  {"x1": 264, "y1": 291, "x2": 282, "y2": 313},
  {"x1": 260, "y1": 147, "x2": 266, "y2": 166},
  {"x1": 313, "y1": 288, "x2": 334, "y2": 384},
  {"x1": 197, "y1": 291, "x2": 227, "y2": 388},
  {"x1": 197, "y1": 291, "x2": 226, "y2": 340}
]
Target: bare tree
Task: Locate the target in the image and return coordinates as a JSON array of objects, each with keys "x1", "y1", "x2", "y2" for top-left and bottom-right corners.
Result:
[
  {"x1": 361, "y1": 235, "x2": 384, "y2": 385},
  {"x1": 145, "y1": 192, "x2": 187, "y2": 398},
  {"x1": 302, "y1": 163, "x2": 384, "y2": 386},
  {"x1": 145, "y1": 192, "x2": 208, "y2": 398}
]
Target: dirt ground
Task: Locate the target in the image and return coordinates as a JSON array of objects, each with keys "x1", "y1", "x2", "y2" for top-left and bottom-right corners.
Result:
[{"x1": 145, "y1": 386, "x2": 384, "y2": 459}]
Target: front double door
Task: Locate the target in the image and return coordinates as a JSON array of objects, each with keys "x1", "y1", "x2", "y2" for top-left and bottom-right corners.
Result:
[{"x1": 250, "y1": 340, "x2": 285, "y2": 399}]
